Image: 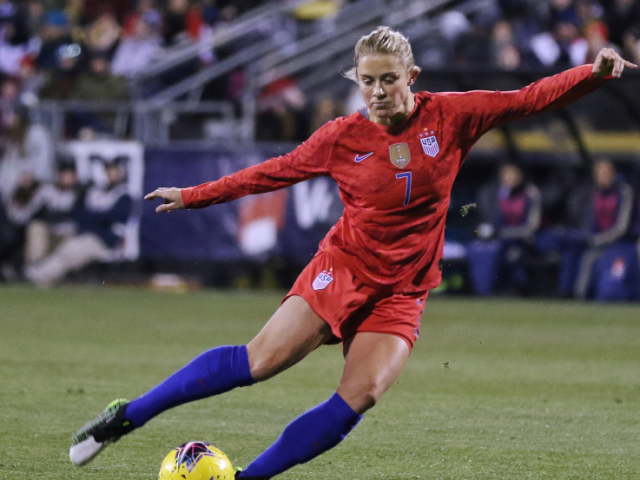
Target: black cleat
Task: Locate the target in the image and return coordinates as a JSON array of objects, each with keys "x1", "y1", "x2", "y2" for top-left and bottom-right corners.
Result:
[{"x1": 69, "y1": 399, "x2": 135, "y2": 466}]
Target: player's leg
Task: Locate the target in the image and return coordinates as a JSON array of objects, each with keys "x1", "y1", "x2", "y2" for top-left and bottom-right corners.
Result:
[
  {"x1": 124, "y1": 295, "x2": 331, "y2": 426},
  {"x1": 70, "y1": 295, "x2": 332, "y2": 466},
  {"x1": 238, "y1": 332, "x2": 410, "y2": 479},
  {"x1": 337, "y1": 332, "x2": 410, "y2": 412},
  {"x1": 246, "y1": 295, "x2": 334, "y2": 381}
]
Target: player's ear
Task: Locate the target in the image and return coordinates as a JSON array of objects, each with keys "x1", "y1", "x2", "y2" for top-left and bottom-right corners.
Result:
[{"x1": 407, "y1": 66, "x2": 420, "y2": 86}]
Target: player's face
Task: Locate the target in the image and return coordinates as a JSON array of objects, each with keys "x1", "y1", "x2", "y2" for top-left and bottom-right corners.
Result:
[{"x1": 357, "y1": 53, "x2": 416, "y2": 125}]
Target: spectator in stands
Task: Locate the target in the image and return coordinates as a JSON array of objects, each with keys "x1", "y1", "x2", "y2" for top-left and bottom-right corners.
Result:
[
  {"x1": 622, "y1": 25, "x2": 640, "y2": 65},
  {"x1": 491, "y1": 20, "x2": 522, "y2": 70},
  {"x1": 581, "y1": 20, "x2": 618, "y2": 64},
  {"x1": 576, "y1": 0, "x2": 603, "y2": 20},
  {"x1": 25, "y1": 157, "x2": 132, "y2": 286},
  {"x1": 530, "y1": 19, "x2": 587, "y2": 67},
  {"x1": 454, "y1": 23, "x2": 493, "y2": 66},
  {"x1": 7, "y1": 159, "x2": 81, "y2": 277},
  {"x1": 0, "y1": 2, "x2": 33, "y2": 76},
  {"x1": 84, "y1": 11, "x2": 121, "y2": 58},
  {"x1": 26, "y1": 0, "x2": 46, "y2": 38},
  {"x1": 575, "y1": 0, "x2": 604, "y2": 28},
  {"x1": 70, "y1": 51, "x2": 129, "y2": 137},
  {"x1": 576, "y1": 159, "x2": 636, "y2": 299},
  {"x1": 0, "y1": 105, "x2": 54, "y2": 196},
  {"x1": 36, "y1": 10, "x2": 73, "y2": 70},
  {"x1": 0, "y1": 172, "x2": 38, "y2": 281},
  {"x1": 80, "y1": 0, "x2": 130, "y2": 26},
  {"x1": 121, "y1": 0, "x2": 160, "y2": 37},
  {"x1": 16, "y1": 54, "x2": 43, "y2": 103},
  {"x1": 603, "y1": 0, "x2": 640, "y2": 49},
  {"x1": 546, "y1": 0, "x2": 580, "y2": 28},
  {"x1": 467, "y1": 163, "x2": 542, "y2": 295},
  {"x1": 63, "y1": 0, "x2": 84, "y2": 27},
  {"x1": 38, "y1": 41, "x2": 83, "y2": 101},
  {"x1": 162, "y1": 0, "x2": 204, "y2": 46},
  {"x1": 111, "y1": 10, "x2": 162, "y2": 78},
  {"x1": 558, "y1": 159, "x2": 635, "y2": 299},
  {"x1": 256, "y1": 77, "x2": 309, "y2": 142}
]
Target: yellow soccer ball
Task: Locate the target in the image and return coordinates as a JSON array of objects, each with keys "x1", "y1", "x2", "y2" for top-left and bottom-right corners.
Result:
[{"x1": 158, "y1": 441, "x2": 235, "y2": 480}]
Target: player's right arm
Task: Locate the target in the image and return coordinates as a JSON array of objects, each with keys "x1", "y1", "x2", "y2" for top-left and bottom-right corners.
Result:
[{"x1": 145, "y1": 121, "x2": 339, "y2": 213}]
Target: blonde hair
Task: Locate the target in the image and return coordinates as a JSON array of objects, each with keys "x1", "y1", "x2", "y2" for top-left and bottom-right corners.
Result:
[{"x1": 343, "y1": 26, "x2": 420, "y2": 82}]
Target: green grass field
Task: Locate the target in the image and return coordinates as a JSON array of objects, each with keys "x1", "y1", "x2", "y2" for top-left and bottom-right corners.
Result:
[{"x1": 1, "y1": 285, "x2": 639, "y2": 479}]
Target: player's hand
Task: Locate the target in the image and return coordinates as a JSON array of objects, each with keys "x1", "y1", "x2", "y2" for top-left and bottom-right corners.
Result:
[
  {"x1": 144, "y1": 187, "x2": 185, "y2": 213},
  {"x1": 592, "y1": 48, "x2": 637, "y2": 78}
]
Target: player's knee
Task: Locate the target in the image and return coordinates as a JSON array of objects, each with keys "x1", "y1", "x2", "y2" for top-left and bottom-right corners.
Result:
[
  {"x1": 348, "y1": 388, "x2": 382, "y2": 414},
  {"x1": 338, "y1": 380, "x2": 386, "y2": 414},
  {"x1": 247, "y1": 347, "x2": 292, "y2": 382},
  {"x1": 359, "y1": 390, "x2": 380, "y2": 412}
]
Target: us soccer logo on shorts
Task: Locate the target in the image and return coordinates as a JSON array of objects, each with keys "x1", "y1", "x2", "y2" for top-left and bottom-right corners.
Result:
[
  {"x1": 420, "y1": 135, "x2": 440, "y2": 157},
  {"x1": 389, "y1": 143, "x2": 411, "y2": 168},
  {"x1": 312, "y1": 270, "x2": 334, "y2": 290}
]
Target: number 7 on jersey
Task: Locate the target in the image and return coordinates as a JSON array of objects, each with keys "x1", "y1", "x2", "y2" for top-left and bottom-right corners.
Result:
[{"x1": 395, "y1": 172, "x2": 412, "y2": 206}]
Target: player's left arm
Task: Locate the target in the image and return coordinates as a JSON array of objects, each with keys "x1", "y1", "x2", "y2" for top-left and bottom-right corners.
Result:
[{"x1": 456, "y1": 49, "x2": 637, "y2": 143}]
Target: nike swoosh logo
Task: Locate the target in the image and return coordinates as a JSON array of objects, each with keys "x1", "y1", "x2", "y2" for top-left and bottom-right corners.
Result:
[{"x1": 354, "y1": 152, "x2": 374, "y2": 162}]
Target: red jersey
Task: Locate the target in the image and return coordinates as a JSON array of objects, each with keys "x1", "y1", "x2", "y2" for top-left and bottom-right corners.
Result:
[{"x1": 182, "y1": 65, "x2": 605, "y2": 292}]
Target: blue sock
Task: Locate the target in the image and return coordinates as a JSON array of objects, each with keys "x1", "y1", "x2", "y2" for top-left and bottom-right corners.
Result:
[
  {"x1": 124, "y1": 345, "x2": 255, "y2": 427},
  {"x1": 238, "y1": 393, "x2": 362, "y2": 479}
]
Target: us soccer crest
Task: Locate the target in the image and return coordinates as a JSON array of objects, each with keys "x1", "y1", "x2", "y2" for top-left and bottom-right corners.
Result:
[
  {"x1": 420, "y1": 135, "x2": 440, "y2": 157},
  {"x1": 312, "y1": 270, "x2": 334, "y2": 290},
  {"x1": 389, "y1": 143, "x2": 411, "y2": 168}
]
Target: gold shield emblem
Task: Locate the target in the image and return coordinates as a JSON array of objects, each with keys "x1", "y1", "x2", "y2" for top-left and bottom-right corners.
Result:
[{"x1": 389, "y1": 143, "x2": 411, "y2": 168}]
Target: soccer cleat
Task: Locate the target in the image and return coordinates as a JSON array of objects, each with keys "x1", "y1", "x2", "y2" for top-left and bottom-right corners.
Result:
[{"x1": 69, "y1": 399, "x2": 135, "y2": 466}]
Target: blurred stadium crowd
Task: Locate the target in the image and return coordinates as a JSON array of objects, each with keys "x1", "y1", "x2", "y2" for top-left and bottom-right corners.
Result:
[
  {"x1": 0, "y1": 0, "x2": 639, "y2": 299},
  {"x1": 466, "y1": 159, "x2": 640, "y2": 301},
  {"x1": 1, "y1": 0, "x2": 640, "y2": 139}
]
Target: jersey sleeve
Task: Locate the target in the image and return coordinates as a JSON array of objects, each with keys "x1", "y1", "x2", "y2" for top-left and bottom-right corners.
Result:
[
  {"x1": 181, "y1": 120, "x2": 338, "y2": 209},
  {"x1": 448, "y1": 64, "x2": 606, "y2": 146}
]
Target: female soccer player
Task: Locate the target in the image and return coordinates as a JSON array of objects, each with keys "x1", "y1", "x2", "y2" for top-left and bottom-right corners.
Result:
[{"x1": 70, "y1": 27, "x2": 636, "y2": 478}]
